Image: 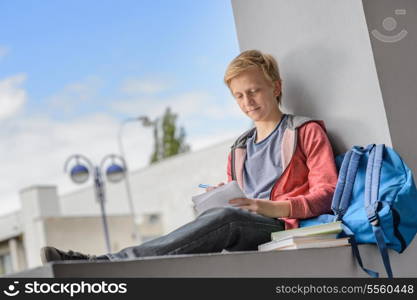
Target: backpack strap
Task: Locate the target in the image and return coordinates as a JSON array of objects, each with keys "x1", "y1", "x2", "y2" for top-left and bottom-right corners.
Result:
[
  {"x1": 332, "y1": 146, "x2": 366, "y2": 219},
  {"x1": 365, "y1": 144, "x2": 383, "y2": 222},
  {"x1": 333, "y1": 145, "x2": 379, "y2": 277},
  {"x1": 342, "y1": 224, "x2": 379, "y2": 278},
  {"x1": 364, "y1": 144, "x2": 393, "y2": 278},
  {"x1": 331, "y1": 150, "x2": 352, "y2": 217}
]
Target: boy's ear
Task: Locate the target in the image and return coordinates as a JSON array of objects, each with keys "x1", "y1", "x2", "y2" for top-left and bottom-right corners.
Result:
[{"x1": 273, "y1": 80, "x2": 282, "y2": 97}]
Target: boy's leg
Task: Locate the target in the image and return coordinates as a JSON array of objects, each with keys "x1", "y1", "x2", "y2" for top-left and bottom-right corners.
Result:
[{"x1": 106, "y1": 206, "x2": 284, "y2": 260}]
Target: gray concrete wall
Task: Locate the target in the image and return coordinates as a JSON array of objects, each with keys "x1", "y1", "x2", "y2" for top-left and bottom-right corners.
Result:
[
  {"x1": 231, "y1": 0, "x2": 392, "y2": 155},
  {"x1": 362, "y1": 0, "x2": 417, "y2": 175}
]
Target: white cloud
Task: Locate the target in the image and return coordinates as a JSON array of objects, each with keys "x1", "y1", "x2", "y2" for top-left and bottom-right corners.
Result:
[
  {"x1": 121, "y1": 78, "x2": 171, "y2": 95},
  {"x1": 0, "y1": 74, "x2": 27, "y2": 120},
  {"x1": 188, "y1": 130, "x2": 242, "y2": 151},
  {"x1": 0, "y1": 46, "x2": 9, "y2": 60},
  {"x1": 111, "y1": 91, "x2": 242, "y2": 120},
  {"x1": 47, "y1": 76, "x2": 102, "y2": 113}
]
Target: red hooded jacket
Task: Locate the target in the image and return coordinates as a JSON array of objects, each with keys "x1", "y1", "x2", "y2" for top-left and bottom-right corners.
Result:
[{"x1": 227, "y1": 114, "x2": 338, "y2": 229}]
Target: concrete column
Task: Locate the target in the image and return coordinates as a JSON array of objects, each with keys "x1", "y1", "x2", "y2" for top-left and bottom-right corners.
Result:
[
  {"x1": 19, "y1": 186, "x2": 60, "y2": 268},
  {"x1": 8, "y1": 238, "x2": 20, "y2": 272}
]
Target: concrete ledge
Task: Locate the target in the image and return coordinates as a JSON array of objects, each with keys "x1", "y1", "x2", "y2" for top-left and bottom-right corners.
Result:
[{"x1": 8, "y1": 238, "x2": 417, "y2": 278}]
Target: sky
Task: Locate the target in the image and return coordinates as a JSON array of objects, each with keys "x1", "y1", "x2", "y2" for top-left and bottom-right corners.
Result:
[{"x1": 0, "y1": 0, "x2": 250, "y2": 216}]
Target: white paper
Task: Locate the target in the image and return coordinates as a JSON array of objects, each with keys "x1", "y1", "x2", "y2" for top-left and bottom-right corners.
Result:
[{"x1": 192, "y1": 181, "x2": 246, "y2": 215}]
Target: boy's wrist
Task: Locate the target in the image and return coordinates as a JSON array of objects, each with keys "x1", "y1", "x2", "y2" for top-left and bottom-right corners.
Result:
[
  {"x1": 274, "y1": 201, "x2": 290, "y2": 218},
  {"x1": 249, "y1": 199, "x2": 290, "y2": 218}
]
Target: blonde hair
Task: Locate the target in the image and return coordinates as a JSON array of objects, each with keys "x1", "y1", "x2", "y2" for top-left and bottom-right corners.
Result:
[{"x1": 224, "y1": 50, "x2": 282, "y2": 105}]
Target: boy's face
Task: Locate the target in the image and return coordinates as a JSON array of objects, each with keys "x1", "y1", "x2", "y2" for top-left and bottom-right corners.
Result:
[{"x1": 229, "y1": 67, "x2": 281, "y2": 123}]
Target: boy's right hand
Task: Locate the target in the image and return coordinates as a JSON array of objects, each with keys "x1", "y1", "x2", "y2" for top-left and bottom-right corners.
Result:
[{"x1": 206, "y1": 182, "x2": 225, "y2": 192}]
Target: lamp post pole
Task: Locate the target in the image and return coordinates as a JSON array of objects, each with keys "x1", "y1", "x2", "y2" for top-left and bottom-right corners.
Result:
[
  {"x1": 93, "y1": 166, "x2": 111, "y2": 252},
  {"x1": 117, "y1": 118, "x2": 142, "y2": 242}
]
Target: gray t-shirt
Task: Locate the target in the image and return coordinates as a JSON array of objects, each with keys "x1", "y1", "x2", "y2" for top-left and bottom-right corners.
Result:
[{"x1": 243, "y1": 114, "x2": 288, "y2": 199}]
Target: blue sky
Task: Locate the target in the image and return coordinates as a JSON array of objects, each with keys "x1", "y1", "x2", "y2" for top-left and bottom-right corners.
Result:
[{"x1": 0, "y1": 0, "x2": 250, "y2": 215}]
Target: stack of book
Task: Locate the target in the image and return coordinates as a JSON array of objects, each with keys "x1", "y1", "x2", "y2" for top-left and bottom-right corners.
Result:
[{"x1": 258, "y1": 221, "x2": 350, "y2": 251}]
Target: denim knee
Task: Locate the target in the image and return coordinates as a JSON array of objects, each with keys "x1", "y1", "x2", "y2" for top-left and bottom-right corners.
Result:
[{"x1": 202, "y1": 206, "x2": 247, "y2": 222}]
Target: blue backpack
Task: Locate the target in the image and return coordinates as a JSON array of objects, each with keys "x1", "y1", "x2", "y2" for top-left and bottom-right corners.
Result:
[{"x1": 300, "y1": 144, "x2": 417, "y2": 278}]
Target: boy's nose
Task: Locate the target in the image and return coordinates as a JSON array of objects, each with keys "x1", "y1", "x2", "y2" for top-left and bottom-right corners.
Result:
[{"x1": 243, "y1": 94, "x2": 255, "y2": 105}]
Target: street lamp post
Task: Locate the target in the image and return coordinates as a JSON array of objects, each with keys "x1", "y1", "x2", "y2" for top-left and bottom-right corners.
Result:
[
  {"x1": 92, "y1": 165, "x2": 111, "y2": 252},
  {"x1": 64, "y1": 154, "x2": 127, "y2": 253},
  {"x1": 117, "y1": 116, "x2": 154, "y2": 243}
]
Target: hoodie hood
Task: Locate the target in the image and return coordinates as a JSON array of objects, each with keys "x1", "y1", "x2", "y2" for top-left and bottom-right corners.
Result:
[{"x1": 231, "y1": 114, "x2": 317, "y2": 149}]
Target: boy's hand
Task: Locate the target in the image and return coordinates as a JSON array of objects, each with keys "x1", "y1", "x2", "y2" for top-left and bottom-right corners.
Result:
[
  {"x1": 229, "y1": 198, "x2": 261, "y2": 213},
  {"x1": 206, "y1": 182, "x2": 225, "y2": 192},
  {"x1": 228, "y1": 198, "x2": 290, "y2": 218}
]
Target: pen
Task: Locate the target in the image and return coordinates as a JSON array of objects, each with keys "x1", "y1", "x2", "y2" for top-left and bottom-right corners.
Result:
[{"x1": 198, "y1": 184, "x2": 212, "y2": 189}]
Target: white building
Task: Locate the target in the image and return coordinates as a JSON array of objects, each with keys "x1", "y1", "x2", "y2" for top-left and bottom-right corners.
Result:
[{"x1": 0, "y1": 139, "x2": 233, "y2": 275}]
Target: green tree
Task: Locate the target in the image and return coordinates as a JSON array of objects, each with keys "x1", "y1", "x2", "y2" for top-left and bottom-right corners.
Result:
[{"x1": 150, "y1": 107, "x2": 190, "y2": 164}]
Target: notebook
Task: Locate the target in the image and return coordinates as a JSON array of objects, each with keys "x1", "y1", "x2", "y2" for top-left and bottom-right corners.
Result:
[
  {"x1": 258, "y1": 234, "x2": 350, "y2": 251},
  {"x1": 192, "y1": 181, "x2": 246, "y2": 215},
  {"x1": 270, "y1": 221, "x2": 343, "y2": 241}
]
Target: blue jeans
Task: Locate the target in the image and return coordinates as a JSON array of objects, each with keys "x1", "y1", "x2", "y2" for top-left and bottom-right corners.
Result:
[{"x1": 106, "y1": 207, "x2": 285, "y2": 260}]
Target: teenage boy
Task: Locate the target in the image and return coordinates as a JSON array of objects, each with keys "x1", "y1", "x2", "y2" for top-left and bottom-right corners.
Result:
[{"x1": 41, "y1": 50, "x2": 337, "y2": 263}]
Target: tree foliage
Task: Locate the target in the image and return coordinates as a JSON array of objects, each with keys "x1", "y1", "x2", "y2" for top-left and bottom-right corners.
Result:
[{"x1": 150, "y1": 107, "x2": 190, "y2": 164}]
